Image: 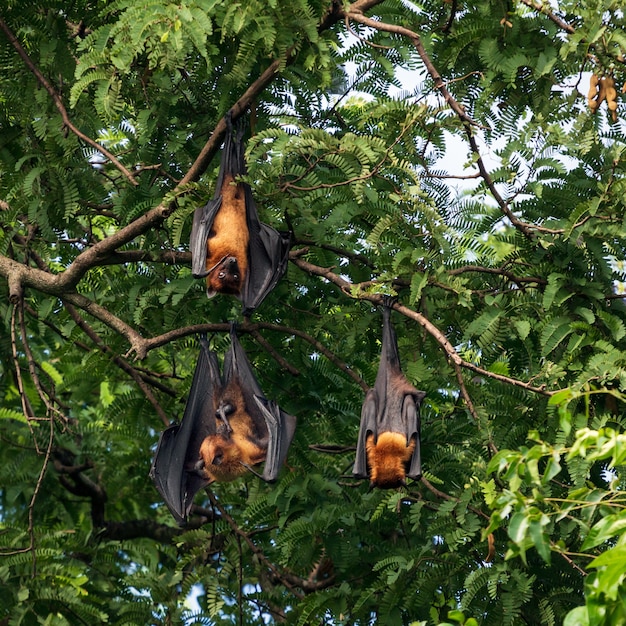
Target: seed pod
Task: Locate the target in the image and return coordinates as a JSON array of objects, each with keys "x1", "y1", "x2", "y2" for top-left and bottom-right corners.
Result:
[
  {"x1": 605, "y1": 76, "x2": 617, "y2": 104},
  {"x1": 588, "y1": 73, "x2": 600, "y2": 112},
  {"x1": 597, "y1": 76, "x2": 608, "y2": 106}
]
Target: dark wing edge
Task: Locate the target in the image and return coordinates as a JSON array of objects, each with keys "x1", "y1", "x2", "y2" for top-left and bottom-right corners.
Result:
[
  {"x1": 149, "y1": 337, "x2": 220, "y2": 524},
  {"x1": 225, "y1": 324, "x2": 296, "y2": 480},
  {"x1": 223, "y1": 323, "x2": 264, "y2": 399},
  {"x1": 253, "y1": 396, "x2": 297, "y2": 481},
  {"x1": 190, "y1": 197, "x2": 222, "y2": 278},
  {"x1": 241, "y1": 186, "x2": 291, "y2": 314},
  {"x1": 353, "y1": 388, "x2": 378, "y2": 478},
  {"x1": 380, "y1": 299, "x2": 401, "y2": 372},
  {"x1": 404, "y1": 390, "x2": 425, "y2": 480}
]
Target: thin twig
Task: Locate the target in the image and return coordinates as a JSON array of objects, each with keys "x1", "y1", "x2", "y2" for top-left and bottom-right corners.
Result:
[
  {"x1": 206, "y1": 491, "x2": 305, "y2": 600},
  {"x1": 0, "y1": 18, "x2": 138, "y2": 186},
  {"x1": 64, "y1": 304, "x2": 170, "y2": 426}
]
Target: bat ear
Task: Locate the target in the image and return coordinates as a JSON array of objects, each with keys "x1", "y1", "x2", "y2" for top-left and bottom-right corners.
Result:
[
  {"x1": 206, "y1": 287, "x2": 217, "y2": 299},
  {"x1": 368, "y1": 480, "x2": 376, "y2": 491}
]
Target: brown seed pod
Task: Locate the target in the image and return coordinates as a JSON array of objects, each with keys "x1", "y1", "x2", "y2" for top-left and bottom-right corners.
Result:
[
  {"x1": 597, "y1": 76, "x2": 608, "y2": 107},
  {"x1": 605, "y1": 76, "x2": 617, "y2": 104},
  {"x1": 588, "y1": 73, "x2": 599, "y2": 111},
  {"x1": 587, "y1": 74, "x2": 598, "y2": 112}
]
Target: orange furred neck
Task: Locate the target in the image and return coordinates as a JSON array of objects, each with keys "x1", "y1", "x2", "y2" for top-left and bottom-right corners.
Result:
[
  {"x1": 200, "y1": 431, "x2": 266, "y2": 482},
  {"x1": 366, "y1": 431, "x2": 415, "y2": 489}
]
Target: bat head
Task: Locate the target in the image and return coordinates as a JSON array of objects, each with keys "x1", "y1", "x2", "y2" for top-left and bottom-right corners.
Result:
[
  {"x1": 199, "y1": 431, "x2": 267, "y2": 483},
  {"x1": 206, "y1": 256, "x2": 243, "y2": 298},
  {"x1": 199, "y1": 433, "x2": 247, "y2": 482},
  {"x1": 366, "y1": 431, "x2": 416, "y2": 489}
]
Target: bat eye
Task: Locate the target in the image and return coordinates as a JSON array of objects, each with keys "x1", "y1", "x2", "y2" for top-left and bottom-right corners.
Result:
[{"x1": 212, "y1": 452, "x2": 223, "y2": 466}]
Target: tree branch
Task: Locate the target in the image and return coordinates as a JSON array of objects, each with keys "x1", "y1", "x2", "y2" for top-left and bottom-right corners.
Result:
[
  {"x1": 0, "y1": 18, "x2": 139, "y2": 186},
  {"x1": 518, "y1": 0, "x2": 574, "y2": 34},
  {"x1": 344, "y1": 9, "x2": 537, "y2": 240},
  {"x1": 290, "y1": 255, "x2": 553, "y2": 396},
  {"x1": 63, "y1": 303, "x2": 171, "y2": 426}
]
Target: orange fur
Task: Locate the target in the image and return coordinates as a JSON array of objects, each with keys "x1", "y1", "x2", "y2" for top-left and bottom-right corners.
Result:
[
  {"x1": 366, "y1": 431, "x2": 415, "y2": 489},
  {"x1": 205, "y1": 174, "x2": 250, "y2": 295},
  {"x1": 199, "y1": 377, "x2": 266, "y2": 482},
  {"x1": 199, "y1": 432, "x2": 265, "y2": 482}
]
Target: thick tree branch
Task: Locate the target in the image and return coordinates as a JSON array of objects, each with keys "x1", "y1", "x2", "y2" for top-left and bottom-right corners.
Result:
[
  {"x1": 60, "y1": 292, "x2": 147, "y2": 358},
  {"x1": 290, "y1": 255, "x2": 553, "y2": 396},
  {"x1": 0, "y1": 0, "x2": 364, "y2": 304},
  {"x1": 134, "y1": 320, "x2": 368, "y2": 391},
  {"x1": 52, "y1": 447, "x2": 210, "y2": 541}
]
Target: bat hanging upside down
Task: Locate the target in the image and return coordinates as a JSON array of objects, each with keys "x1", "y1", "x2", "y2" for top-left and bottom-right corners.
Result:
[
  {"x1": 202, "y1": 173, "x2": 250, "y2": 298},
  {"x1": 353, "y1": 298, "x2": 426, "y2": 489},
  {"x1": 190, "y1": 114, "x2": 290, "y2": 314},
  {"x1": 150, "y1": 327, "x2": 296, "y2": 524}
]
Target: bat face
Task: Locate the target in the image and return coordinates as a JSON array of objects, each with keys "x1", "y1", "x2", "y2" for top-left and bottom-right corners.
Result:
[
  {"x1": 198, "y1": 376, "x2": 268, "y2": 482},
  {"x1": 205, "y1": 174, "x2": 250, "y2": 297},
  {"x1": 199, "y1": 431, "x2": 266, "y2": 482}
]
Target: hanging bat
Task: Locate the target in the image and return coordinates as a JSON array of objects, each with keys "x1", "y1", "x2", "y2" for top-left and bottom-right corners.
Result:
[
  {"x1": 190, "y1": 113, "x2": 290, "y2": 315},
  {"x1": 353, "y1": 299, "x2": 425, "y2": 489},
  {"x1": 149, "y1": 328, "x2": 296, "y2": 524}
]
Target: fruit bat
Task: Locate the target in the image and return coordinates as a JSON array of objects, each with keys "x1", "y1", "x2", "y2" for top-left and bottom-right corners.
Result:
[
  {"x1": 353, "y1": 299, "x2": 425, "y2": 489},
  {"x1": 190, "y1": 114, "x2": 290, "y2": 315},
  {"x1": 149, "y1": 328, "x2": 296, "y2": 524}
]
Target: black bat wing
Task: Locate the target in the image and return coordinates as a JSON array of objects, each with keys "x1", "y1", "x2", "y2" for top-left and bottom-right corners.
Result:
[
  {"x1": 223, "y1": 323, "x2": 265, "y2": 399},
  {"x1": 189, "y1": 114, "x2": 245, "y2": 279},
  {"x1": 241, "y1": 189, "x2": 291, "y2": 314},
  {"x1": 190, "y1": 196, "x2": 221, "y2": 279},
  {"x1": 149, "y1": 336, "x2": 221, "y2": 524},
  {"x1": 403, "y1": 392, "x2": 423, "y2": 480},
  {"x1": 353, "y1": 387, "x2": 379, "y2": 479},
  {"x1": 224, "y1": 324, "x2": 295, "y2": 480},
  {"x1": 253, "y1": 396, "x2": 297, "y2": 481}
]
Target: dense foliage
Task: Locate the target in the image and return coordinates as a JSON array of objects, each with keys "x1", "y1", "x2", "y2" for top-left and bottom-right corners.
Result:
[{"x1": 1, "y1": 0, "x2": 626, "y2": 624}]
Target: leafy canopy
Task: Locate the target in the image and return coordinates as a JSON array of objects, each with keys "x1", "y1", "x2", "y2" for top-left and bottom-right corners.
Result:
[{"x1": 1, "y1": 0, "x2": 626, "y2": 624}]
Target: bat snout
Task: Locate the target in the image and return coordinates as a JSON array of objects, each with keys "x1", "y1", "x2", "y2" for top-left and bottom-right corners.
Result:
[
  {"x1": 208, "y1": 256, "x2": 243, "y2": 295},
  {"x1": 219, "y1": 256, "x2": 241, "y2": 280}
]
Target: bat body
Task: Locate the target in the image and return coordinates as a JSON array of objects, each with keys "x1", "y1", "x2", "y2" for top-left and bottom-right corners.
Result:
[
  {"x1": 190, "y1": 115, "x2": 290, "y2": 314},
  {"x1": 353, "y1": 301, "x2": 425, "y2": 489},
  {"x1": 150, "y1": 328, "x2": 296, "y2": 524},
  {"x1": 203, "y1": 173, "x2": 250, "y2": 297}
]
